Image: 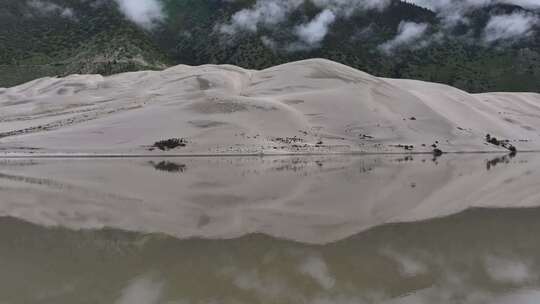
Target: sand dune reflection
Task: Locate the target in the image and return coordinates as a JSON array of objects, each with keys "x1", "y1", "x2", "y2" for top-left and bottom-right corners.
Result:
[{"x1": 0, "y1": 154, "x2": 538, "y2": 243}]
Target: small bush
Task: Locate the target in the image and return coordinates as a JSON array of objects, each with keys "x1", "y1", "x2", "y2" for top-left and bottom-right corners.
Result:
[
  {"x1": 488, "y1": 137, "x2": 500, "y2": 146},
  {"x1": 152, "y1": 138, "x2": 187, "y2": 151},
  {"x1": 150, "y1": 161, "x2": 187, "y2": 173}
]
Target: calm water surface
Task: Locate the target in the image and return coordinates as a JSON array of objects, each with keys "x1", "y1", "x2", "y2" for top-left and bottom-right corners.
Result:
[{"x1": 0, "y1": 153, "x2": 539, "y2": 303}]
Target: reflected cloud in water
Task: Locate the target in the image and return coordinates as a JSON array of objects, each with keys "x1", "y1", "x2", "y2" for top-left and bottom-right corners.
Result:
[
  {"x1": 1, "y1": 208, "x2": 540, "y2": 303},
  {"x1": 116, "y1": 275, "x2": 164, "y2": 304}
]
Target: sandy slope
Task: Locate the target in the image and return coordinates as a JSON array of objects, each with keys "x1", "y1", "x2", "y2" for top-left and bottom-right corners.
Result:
[{"x1": 0, "y1": 59, "x2": 539, "y2": 155}]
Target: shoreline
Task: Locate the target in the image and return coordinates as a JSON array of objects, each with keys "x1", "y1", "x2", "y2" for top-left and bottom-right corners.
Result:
[{"x1": 0, "y1": 149, "x2": 538, "y2": 159}]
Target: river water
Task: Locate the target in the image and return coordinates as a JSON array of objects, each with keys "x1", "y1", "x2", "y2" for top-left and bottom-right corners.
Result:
[{"x1": 0, "y1": 153, "x2": 539, "y2": 303}]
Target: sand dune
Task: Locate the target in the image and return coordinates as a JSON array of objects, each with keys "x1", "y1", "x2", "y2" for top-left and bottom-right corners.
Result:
[{"x1": 1, "y1": 59, "x2": 539, "y2": 155}]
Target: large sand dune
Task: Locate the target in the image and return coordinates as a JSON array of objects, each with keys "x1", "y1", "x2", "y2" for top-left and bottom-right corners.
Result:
[{"x1": 0, "y1": 59, "x2": 539, "y2": 155}]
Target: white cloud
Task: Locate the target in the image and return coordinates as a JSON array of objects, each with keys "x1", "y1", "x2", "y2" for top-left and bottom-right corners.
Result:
[
  {"x1": 295, "y1": 9, "x2": 336, "y2": 45},
  {"x1": 507, "y1": 0, "x2": 540, "y2": 9},
  {"x1": 379, "y1": 21, "x2": 430, "y2": 53},
  {"x1": 220, "y1": 0, "x2": 304, "y2": 34},
  {"x1": 27, "y1": 0, "x2": 75, "y2": 19},
  {"x1": 261, "y1": 35, "x2": 278, "y2": 51},
  {"x1": 221, "y1": 0, "x2": 395, "y2": 51},
  {"x1": 406, "y1": 0, "x2": 540, "y2": 28},
  {"x1": 221, "y1": 0, "x2": 391, "y2": 36},
  {"x1": 498, "y1": 0, "x2": 540, "y2": 8},
  {"x1": 407, "y1": 0, "x2": 540, "y2": 11},
  {"x1": 311, "y1": 0, "x2": 391, "y2": 16},
  {"x1": 114, "y1": 0, "x2": 165, "y2": 30},
  {"x1": 220, "y1": 0, "x2": 539, "y2": 52},
  {"x1": 484, "y1": 12, "x2": 539, "y2": 42}
]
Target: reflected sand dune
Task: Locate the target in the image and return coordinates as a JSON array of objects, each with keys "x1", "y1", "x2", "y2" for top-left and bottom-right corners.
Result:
[
  {"x1": 0, "y1": 154, "x2": 539, "y2": 244},
  {"x1": 2, "y1": 208, "x2": 540, "y2": 303}
]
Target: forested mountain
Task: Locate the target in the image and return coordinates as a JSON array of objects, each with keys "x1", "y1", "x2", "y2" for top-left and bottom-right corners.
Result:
[
  {"x1": 0, "y1": 0, "x2": 170, "y2": 87},
  {"x1": 1, "y1": 0, "x2": 539, "y2": 92}
]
